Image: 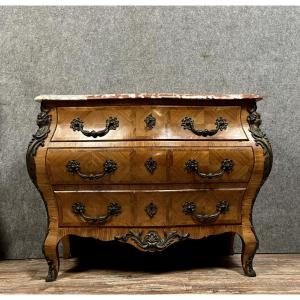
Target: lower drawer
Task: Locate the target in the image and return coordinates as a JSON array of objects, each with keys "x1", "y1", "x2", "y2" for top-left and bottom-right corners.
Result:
[{"x1": 55, "y1": 189, "x2": 244, "y2": 227}]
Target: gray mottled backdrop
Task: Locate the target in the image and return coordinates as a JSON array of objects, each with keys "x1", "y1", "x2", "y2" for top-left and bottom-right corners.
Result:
[{"x1": 0, "y1": 6, "x2": 299, "y2": 259}]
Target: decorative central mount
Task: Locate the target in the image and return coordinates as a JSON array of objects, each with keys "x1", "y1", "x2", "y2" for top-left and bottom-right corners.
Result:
[{"x1": 144, "y1": 157, "x2": 157, "y2": 174}]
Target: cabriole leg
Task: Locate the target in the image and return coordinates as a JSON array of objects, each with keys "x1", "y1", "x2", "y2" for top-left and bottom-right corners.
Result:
[
  {"x1": 240, "y1": 228, "x2": 259, "y2": 277},
  {"x1": 43, "y1": 230, "x2": 60, "y2": 282}
]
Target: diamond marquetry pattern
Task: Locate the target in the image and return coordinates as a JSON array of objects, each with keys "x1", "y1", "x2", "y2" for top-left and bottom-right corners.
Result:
[{"x1": 46, "y1": 147, "x2": 253, "y2": 184}]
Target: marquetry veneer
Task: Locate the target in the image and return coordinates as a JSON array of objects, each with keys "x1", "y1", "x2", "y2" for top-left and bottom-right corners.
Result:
[{"x1": 26, "y1": 93, "x2": 272, "y2": 281}]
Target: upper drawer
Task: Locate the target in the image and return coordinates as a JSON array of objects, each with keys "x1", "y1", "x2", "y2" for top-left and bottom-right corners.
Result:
[
  {"x1": 46, "y1": 147, "x2": 253, "y2": 184},
  {"x1": 51, "y1": 106, "x2": 247, "y2": 141}
]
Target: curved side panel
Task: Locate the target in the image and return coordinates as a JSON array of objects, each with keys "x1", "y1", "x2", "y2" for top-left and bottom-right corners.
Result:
[
  {"x1": 26, "y1": 102, "x2": 60, "y2": 281},
  {"x1": 247, "y1": 102, "x2": 273, "y2": 184},
  {"x1": 241, "y1": 103, "x2": 273, "y2": 222},
  {"x1": 239, "y1": 103, "x2": 272, "y2": 276}
]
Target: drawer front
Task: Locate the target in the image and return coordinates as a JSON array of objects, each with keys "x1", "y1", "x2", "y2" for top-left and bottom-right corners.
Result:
[
  {"x1": 46, "y1": 147, "x2": 253, "y2": 184},
  {"x1": 47, "y1": 149, "x2": 132, "y2": 184},
  {"x1": 170, "y1": 147, "x2": 254, "y2": 183},
  {"x1": 168, "y1": 106, "x2": 246, "y2": 140},
  {"x1": 46, "y1": 148, "x2": 168, "y2": 184},
  {"x1": 51, "y1": 106, "x2": 247, "y2": 141},
  {"x1": 55, "y1": 189, "x2": 244, "y2": 227},
  {"x1": 56, "y1": 191, "x2": 134, "y2": 227},
  {"x1": 168, "y1": 189, "x2": 243, "y2": 225}
]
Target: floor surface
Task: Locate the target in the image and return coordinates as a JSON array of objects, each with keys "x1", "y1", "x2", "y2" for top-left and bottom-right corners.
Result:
[{"x1": 0, "y1": 254, "x2": 299, "y2": 294}]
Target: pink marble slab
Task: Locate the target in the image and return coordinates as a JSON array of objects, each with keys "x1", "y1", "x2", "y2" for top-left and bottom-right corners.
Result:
[{"x1": 35, "y1": 93, "x2": 262, "y2": 102}]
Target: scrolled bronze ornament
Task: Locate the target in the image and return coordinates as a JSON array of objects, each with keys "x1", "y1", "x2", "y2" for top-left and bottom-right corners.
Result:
[
  {"x1": 182, "y1": 200, "x2": 229, "y2": 223},
  {"x1": 66, "y1": 159, "x2": 117, "y2": 180},
  {"x1": 184, "y1": 159, "x2": 234, "y2": 179},
  {"x1": 247, "y1": 103, "x2": 273, "y2": 183},
  {"x1": 70, "y1": 116, "x2": 119, "y2": 138},
  {"x1": 115, "y1": 230, "x2": 190, "y2": 252},
  {"x1": 181, "y1": 116, "x2": 228, "y2": 137},
  {"x1": 72, "y1": 202, "x2": 121, "y2": 223},
  {"x1": 144, "y1": 113, "x2": 156, "y2": 129},
  {"x1": 26, "y1": 106, "x2": 52, "y2": 186}
]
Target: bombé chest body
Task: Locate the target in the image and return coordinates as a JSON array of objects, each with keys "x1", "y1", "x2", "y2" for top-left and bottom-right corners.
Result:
[{"x1": 26, "y1": 93, "x2": 272, "y2": 281}]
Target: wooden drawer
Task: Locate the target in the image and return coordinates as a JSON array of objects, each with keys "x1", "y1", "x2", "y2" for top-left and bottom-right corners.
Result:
[
  {"x1": 168, "y1": 106, "x2": 246, "y2": 140},
  {"x1": 51, "y1": 106, "x2": 247, "y2": 141},
  {"x1": 55, "y1": 189, "x2": 244, "y2": 227},
  {"x1": 46, "y1": 148, "x2": 168, "y2": 184},
  {"x1": 46, "y1": 147, "x2": 253, "y2": 184},
  {"x1": 168, "y1": 189, "x2": 243, "y2": 225},
  {"x1": 56, "y1": 191, "x2": 134, "y2": 227},
  {"x1": 170, "y1": 147, "x2": 254, "y2": 183}
]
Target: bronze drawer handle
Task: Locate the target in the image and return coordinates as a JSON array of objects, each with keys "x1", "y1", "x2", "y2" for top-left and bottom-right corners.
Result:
[
  {"x1": 72, "y1": 202, "x2": 121, "y2": 223},
  {"x1": 66, "y1": 159, "x2": 117, "y2": 180},
  {"x1": 70, "y1": 117, "x2": 119, "y2": 138},
  {"x1": 185, "y1": 159, "x2": 234, "y2": 179},
  {"x1": 182, "y1": 200, "x2": 229, "y2": 224},
  {"x1": 181, "y1": 116, "x2": 228, "y2": 137}
]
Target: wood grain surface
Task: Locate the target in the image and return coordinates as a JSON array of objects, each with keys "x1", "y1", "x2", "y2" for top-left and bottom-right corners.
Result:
[
  {"x1": 27, "y1": 97, "x2": 270, "y2": 281},
  {"x1": 46, "y1": 146, "x2": 254, "y2": 184},
  {"x1": 0, "y1": 255, "x2": 298, "y2": 294},
  {"x1": 52, "y1": 106, "x2": 247, "y2": 141},
  {"x1": 55, "y1": 188, "x2": 245, "y2": 227}
]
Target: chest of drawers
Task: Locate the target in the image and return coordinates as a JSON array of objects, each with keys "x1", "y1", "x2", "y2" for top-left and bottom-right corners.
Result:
[{"x1": 26, "y1": 93, "x2": 272, "y2": 281}]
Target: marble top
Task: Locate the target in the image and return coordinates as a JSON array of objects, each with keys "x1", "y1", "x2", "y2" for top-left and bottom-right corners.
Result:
[{"x1": 35, "y1": 93, "x2": 262, "y2": 102}]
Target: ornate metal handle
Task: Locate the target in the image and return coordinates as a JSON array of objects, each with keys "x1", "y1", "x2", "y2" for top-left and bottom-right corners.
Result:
[
  {"x1": 72, "y1": 202, "x2": 121, "y2": 223},
  {"x1": 70, "y1": 117, "x2": 119, "y2": 138},
  {"x1": 66, "y1": 159, "x2": 117, "y2": 180},
  {"x1": 181, "y1": 116, "x2": 228, "y2": 137},
  {"x1": 185, "y1": 159, "x2": 234, "y2": 179},
  {"x1": 182, "y1": 200, "x2": 229, "y2": 224}
]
